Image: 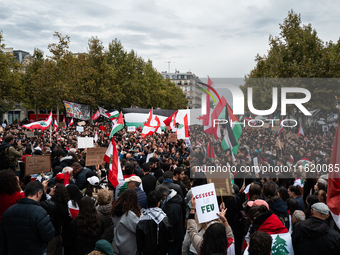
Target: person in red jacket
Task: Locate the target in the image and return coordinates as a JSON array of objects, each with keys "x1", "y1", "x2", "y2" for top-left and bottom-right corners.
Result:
[{"x1": 0, "y1": 169, "x2": 24, "y2": 221}]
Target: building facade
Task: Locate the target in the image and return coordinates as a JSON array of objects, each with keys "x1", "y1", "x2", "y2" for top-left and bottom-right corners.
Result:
[{"x1": 161, "y1": 71, "x2": 202, "y2": 109}]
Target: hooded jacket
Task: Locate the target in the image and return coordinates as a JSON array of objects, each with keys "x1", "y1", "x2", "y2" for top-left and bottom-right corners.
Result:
[
  {"x1": 136, "y1": 207, "x2": 174, "y2": 255},
  {"x1": 97, "y1": 203, "x2": 113, "y2": 242},
  {"x1": 292, "y1": 216, "x2": 340, "y2": 255},
  {"x1": 161, "y1": 190, "x2": 185, "y2": 245},
  {"x1": 112, "y1": 204, "x2": 140, "y2": 255},
  {"x1": 267, "y1": 197, "x2": 290, "y2": 230}
]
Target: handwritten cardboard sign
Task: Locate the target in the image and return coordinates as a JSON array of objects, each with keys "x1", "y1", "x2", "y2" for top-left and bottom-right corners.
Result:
[
  {"x1": 86, "y1": 147, "x2": 107, "y2": 166},
  {"x1": 262, "y1": 123, "x2": 270, "y2": 128},
  {"x1": 207, "y1": 178, "x2": 233, "y2": 197},
  {"x1": 77, "y1": 137, "x2": 94, "y2": 148},
  {"x1": 78, "y1": 121, "x2": 86, "y2": 126},
  {"x1": 25, "y1": 155, "x2": 51, "y2": 175},
  {"x1": 272, "y1": 126, "x2": 280, "y2": 132},
  {"x1": 169, "y1": 133, "x2": 177, "y2": 143},
  {"x1": 191, "y1": 183, "x2": 219, "y2": 223},
  {"x1": 25, "y1": 131, "x2": 35, "y2": 137}
]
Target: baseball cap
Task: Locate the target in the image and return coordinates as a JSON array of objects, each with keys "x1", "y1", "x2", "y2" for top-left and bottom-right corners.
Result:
[
  {"x1": 87, "y1": 176, "x2": 100, "y2": 186},
  {"x1": 125, "y1": 176, "x2": 141, "y2": 183},
  {"x1": 247, "y1": 199, "x2": 269, "y2": 210}
]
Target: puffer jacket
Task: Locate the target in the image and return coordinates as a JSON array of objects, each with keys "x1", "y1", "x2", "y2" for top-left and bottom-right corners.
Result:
[
  {"x1": 97, "y1": 203, "x2": 113, "y2": 242},
  {"x1": 0, "y1": 198, "x2": 55, "y2": 255}
]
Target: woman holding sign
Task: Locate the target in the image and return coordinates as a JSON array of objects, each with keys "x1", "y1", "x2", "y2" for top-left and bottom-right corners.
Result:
[{"x1": 188, "y1": 196, "x2": 235, "y2": 255}]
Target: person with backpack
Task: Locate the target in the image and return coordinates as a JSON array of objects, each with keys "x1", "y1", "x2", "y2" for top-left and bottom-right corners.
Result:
[{"x1": 0, "y1": 135, "x2": 23, "y2": 175}]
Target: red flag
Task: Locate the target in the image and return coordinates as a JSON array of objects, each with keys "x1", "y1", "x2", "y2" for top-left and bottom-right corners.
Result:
[
  {"x1": 327, "y1": 109, "x2": 340, "y2": 229},
  {"x1": 69, "y1": 118, "x2": 74, "y2": 126},
  {"x1": 163, "y1": 110, "x2": 178, "y2": 126},
  {"x1": 99, "y1": 126, "x2": 106, "y2": 131},
  {"x1": 64, "y1": 171, "x2": 69, "y2": 186},
  {"x1": 91, "y1": 110, "x2": 100, "y2": 120},
  {"x1": 207, "y1": 138, "x2": 215, "y2": 160}
]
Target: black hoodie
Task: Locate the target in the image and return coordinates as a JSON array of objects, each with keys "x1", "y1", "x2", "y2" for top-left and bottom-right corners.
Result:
[
  {"x1": 292, "y1": 216, "x2": 340, "y2": 255},
  {"x1": 267, "y1": 197, "x2": 290, "y2": 230}
]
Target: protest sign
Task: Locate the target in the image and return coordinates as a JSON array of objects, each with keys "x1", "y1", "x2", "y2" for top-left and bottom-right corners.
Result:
[
  {"x1": 25, "y1": 155, "x2": 51, "y2": 175},
  {"x1": 76, "y1": 126, "x2": 84, "y2": 133},
  {"x1": 78, "y1": 121, "x2": 86, "y2": 126},
  {"x1": 191, "y1": 183, "x2": 219, "y2": 223},
  {"x1": 272, "y1": 126, "x2": 280, "y2": 132},
  {"x1": 25, "y1": 131, "x2": 35, "y2": 137},
  {"x1": 63, "y1": 100, "x2": 90, "y2": 120},
  {"x1": 262, "y1": 123, "x2": 270, "y2": 128},
  {"x1": 77, "y1": 137, "x2": 94, "y2": 148},
  {"x1": 207, "y1": 178, "x2": 233, "y2": 197},
  {"x1": 86, "y1": 147, "x2": 107, "y2": 166},
  {"x1": 127, "y1": 126, "x2": 136, "y2": 132},
  {"x1": 169, "y1": 133, "x2": 177, "y2": 143}
]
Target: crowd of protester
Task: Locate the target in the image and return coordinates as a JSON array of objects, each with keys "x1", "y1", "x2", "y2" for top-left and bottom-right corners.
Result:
[{"x1": 0, "y1": 119, "x2": 340, "y2": 255}]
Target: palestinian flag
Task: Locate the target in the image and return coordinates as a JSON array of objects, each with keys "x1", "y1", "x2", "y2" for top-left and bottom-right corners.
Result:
[
  {"x1": 69, "y1": 118, "x2": 74, "y2": 126},
  {"x1": 221, "y1": 103, "x2": 242, "y2": 154},
  {"x1": 103, "y1": 138, "x2": 123, "y2": 188},
  {"x1": 53, "y1": 119, "x2": 59, "y2": 132},
  {"x1": 98, "y1": 106, "x2": 108, "y2": 118},
  {"x1": 106, "y1": 110, "x2": 120, "y2": 121},
  {"x1": 91, "y1": 110, "x2": 100, "y2": 120},
  {"x1": 297, "y1": 124, "x2": 304, "y2": 138},
  {"x1": 327, "y1": 108, "x2": 340, "y2": 229},
  {"x1": 177, "y1": 114, "x2": 189, "y2": 139},
  {"x1": 109, "y1": 112, "x2": 124, "y2": 139},
  {"x1": 23, "y1": 110, "x2": 53, "y2": 131}
]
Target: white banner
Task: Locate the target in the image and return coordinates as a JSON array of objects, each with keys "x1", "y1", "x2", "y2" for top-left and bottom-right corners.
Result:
[
  {"x1": 76, "y1": 126, "x2": 84, "y2": 133},
  {"x1": 128, "y1": 126, "x2": 136, "y2": 132},
  {"x1": 77, "y1": 137, "x2": 94, "y2": 148},
  {"x1": 191, "y1": 183, "x2": 219, "y2": 223}
]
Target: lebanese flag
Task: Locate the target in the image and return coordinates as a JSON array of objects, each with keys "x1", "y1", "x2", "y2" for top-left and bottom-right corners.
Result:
[
  {"x1": 91, "y1": 110, "x2": 100, "y2": 120},
  {"x1": 169, "y1": 114, "x2": 177, "y2": 131},
  {"x1": 63, "y1": 116, "x2": 67, "y2": 129},
  {"x1": 203, "y1": 77, "x2": 214, "y2": 134},
  {"x1": 109, "y1": 112, "x2": 124, "y2": 139},
  {"x1": 106, "y1": 110, "x2": 119, "y2": 121},
  {"x1": 69, "y1": 118, "x2": 74, "y2": 126},
  {"x1": 94, "y1": 131, "x2": 98, "y2": 143},
  {"x1": 163, "y1": 110, "x2": 178, "y2": 127},
  {"x1": 103, "y1": 138, "x2": 123, "y2": 187},
  {"x1": 290, "y1": 155, "x2": 294, "y2": 163},
  {"x1": 297, "y1": 124, "x2": 304, "y2": 138},
  {"x1": 177, "y1": 114, "x2": 189, "y2": 139},
  {"x1": 53, "y1": 119, "x2": 59, "y2": 132},
  {"x1": 67, "y1": 200, "x2": 79, "y2": 219},
  {"x1": 277, "y1": 118, "x2": 285, "y2": 135},
  {"x1": 23, "y1": 110, "x2": 53, "y2": 131},
  {"x1": 327, "y1": 109, "x2": 340, "y2": 229},
  {"x1": 141, "y1": 125, "x2": 157, "y2": 138}
]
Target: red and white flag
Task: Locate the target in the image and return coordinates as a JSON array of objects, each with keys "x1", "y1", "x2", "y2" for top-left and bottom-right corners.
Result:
[
  {"x1": 177, "y1": 114, "x2": 189, "y2": 139},
  {"x1": 297, "y1": 124, "x2": 304, "y2": 138},
  {"x1": 163, "y1": 110, "x2": 178, "y2": 127},
  {"x1": 327, "y1": 109, "x2": 340, "y2": 229},
  {"x1": 103, "y1": 138, "x2": 123, "y2": 187},
  {"x1": 141, "y1": 108, "x2": 162, "y2": 138},
  {"x1": 23, "y1": 110, "x2": 53, "y2": 131},
  {"x1": 54, "y1": 119, "x2": 59, "y2": 132},
  {"x1": 94, "y1": 131, "x2": 98, "y2": 143},
  {"x1": 63, "y1": 116, "x2": 67, "y2": 129},
  {"x1": 69, "y1": 118, "x2": 74, "y2": 126},
  {"x1": 91, "y1": 110, "x2": 100, "y2": 120}
]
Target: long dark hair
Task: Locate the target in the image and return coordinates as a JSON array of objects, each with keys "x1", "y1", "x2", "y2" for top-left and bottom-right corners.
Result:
[
  {"x1": 111, "y1": 190, "x2": 141, "y2": 217},
  {"x1": 67, "y1": 184, "x2": 83, "y2": 207},
  {"x1": 76, "y1": 196, "x2": 101, "y2": 239},
  {"x1": 53, "y1": 184, "x2": 69, "y2": 204},
  {"x1": 0, "y1": 170, "x2": 21, "y2": 195},
  {"x1": 201, "y1": 223, "x2": 227, "y2": 255}
]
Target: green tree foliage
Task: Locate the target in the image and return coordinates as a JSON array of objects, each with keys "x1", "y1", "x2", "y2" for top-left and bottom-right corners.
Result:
[
  {"x1": 20, "y1": 34, "x2": 187, "y2": 113},
  {"x1": 241, "y1": 10, "x2": 340, "y2": 113},
  {"x1": 0, "y1": 31, "x2": 22, "y2": 114}
]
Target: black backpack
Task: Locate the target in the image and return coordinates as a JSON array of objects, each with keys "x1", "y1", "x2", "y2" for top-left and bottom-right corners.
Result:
[{"x1": 0, "y1": 143, "x2": 13, "y2": 170}]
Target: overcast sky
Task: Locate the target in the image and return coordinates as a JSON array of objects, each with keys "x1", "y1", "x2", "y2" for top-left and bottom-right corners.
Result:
[{"x1": 2, "y1": 0, "x2": 340, "y2": 79}]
